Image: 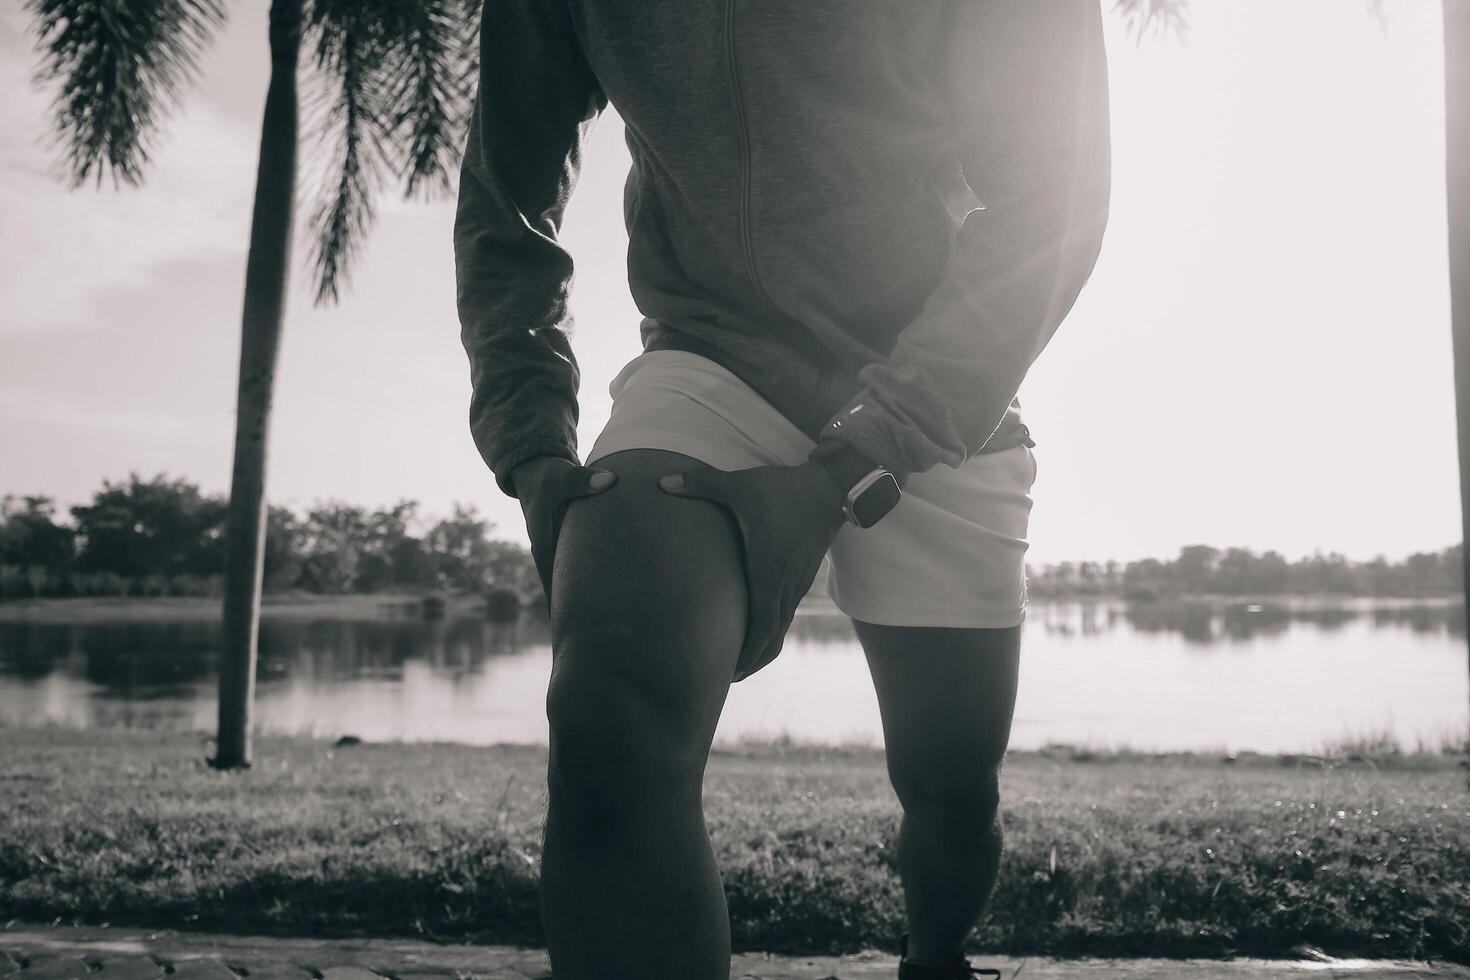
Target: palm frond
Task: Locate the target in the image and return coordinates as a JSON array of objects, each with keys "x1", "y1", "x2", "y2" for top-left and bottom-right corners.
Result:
[
  {"x1": 1113, "y1": 0, "x2": 1189, "y2": 43},
  {"x1": 300, "y1": 0, "x2": 477, "y2": 305},
  {"x1": 1367, "y1": 0, "x2": 1388, "y2": 31},
  {"x1": 374, "y1": 0, "x2": 471, "y2": 201},
  {"x1": 24, "y1": 0, "x2": 227, "y2": 189},
  {"x1": 1121, "y1": 0, "x2": 1388, "y2": 43},
  {"x1": 454, "y1": 0, "x2": 485, "y2": 128},
  {"x1": 302, "y1": 0, "x2": 395, "y2": 306}
]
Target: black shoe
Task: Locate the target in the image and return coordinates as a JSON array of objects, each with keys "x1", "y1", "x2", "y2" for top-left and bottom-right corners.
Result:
[{"x1": 896, "y1": 933, "x2": 1001, "y2": 979}]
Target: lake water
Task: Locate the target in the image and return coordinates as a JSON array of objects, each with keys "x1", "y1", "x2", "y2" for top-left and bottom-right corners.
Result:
[{"x1": 0, "y1": 597, "x2": 1464, "y2": 754}]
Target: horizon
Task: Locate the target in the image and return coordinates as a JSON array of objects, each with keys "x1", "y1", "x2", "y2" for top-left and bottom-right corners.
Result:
[
  {"x1": 0, "y1": 0, "x2": 1460, "y2": 569},
  {"x1": 2, "y1": 472, "x2": 1461, "y2": 570}
]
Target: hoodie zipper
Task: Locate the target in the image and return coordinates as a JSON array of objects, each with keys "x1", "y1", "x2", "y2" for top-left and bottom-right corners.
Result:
[
  {"x1": 726, "y1": 0, "x2": 833, "y2": 434},
  {"x1": 725, "y1": 0, "x2": 772, "y2": 306}
]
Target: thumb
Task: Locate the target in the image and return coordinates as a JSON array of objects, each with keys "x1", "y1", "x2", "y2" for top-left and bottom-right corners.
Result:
[
  {"x1": 563, "y1": 465, "x2": 617, "y2": 498},
  {"x1": 658, "y1": 464, "x2": 725, "y2": 501}
]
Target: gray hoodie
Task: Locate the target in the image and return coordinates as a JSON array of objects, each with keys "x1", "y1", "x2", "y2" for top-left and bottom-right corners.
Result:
[{"x1": 454, "y1": 0, "x2": 1112, "y2": 497}]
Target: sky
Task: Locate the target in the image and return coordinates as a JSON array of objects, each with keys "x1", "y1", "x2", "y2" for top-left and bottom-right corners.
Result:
[{"x1": 0, "y1": 0, "x2": 1458, "y2": 568}]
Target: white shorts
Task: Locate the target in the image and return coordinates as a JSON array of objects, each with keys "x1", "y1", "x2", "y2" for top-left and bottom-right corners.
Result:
[{"x1": 585, "y1": 349, "x2": 1038, "y2": 628}]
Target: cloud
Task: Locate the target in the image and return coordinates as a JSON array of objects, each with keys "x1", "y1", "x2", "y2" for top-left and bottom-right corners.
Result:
[
  {"x1": 0, "y1": 11, "x2": 261, "y2": 335},
  {"x1": 0, "y1": 385, "x2": 216, "y2": 444}
]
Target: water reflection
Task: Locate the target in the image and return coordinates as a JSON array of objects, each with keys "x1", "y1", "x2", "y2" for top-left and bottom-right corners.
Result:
[
  {"x1": 1034, "y1": 598, "x2": 1465, "y2": 645},
  {"x1": 0, "y1": 597, "x2": 1464, "y2": 752}
]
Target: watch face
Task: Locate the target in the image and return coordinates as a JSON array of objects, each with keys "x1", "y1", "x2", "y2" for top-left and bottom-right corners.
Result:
[{"x1": 850, "y1": 472, "x2": 902, "y2": 528}]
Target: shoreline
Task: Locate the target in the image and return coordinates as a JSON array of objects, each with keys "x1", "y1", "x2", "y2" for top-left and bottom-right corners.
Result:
[
  {"x1": 3, "y1": 720, "x2": 1464, "y2": 770},
  {"x1": 0, "y1": 591, "x2": 1460, "y2": 624}
]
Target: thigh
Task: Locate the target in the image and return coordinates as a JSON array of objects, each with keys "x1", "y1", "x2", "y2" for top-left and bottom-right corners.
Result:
[
  {"x1": 855, "y1": 621, "x2": 1022, "y2": 801},
  {"x1": 550, "y1": 448, "x2": 749, "y2": 745}
]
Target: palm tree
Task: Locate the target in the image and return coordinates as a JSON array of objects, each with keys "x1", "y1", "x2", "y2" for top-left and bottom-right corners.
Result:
[
  {"x1": 25, "y1": 0, "x2": 480, "y2": 768},
  {"x1": 1446, "y1": 0, "x2": 1470, "y2": 735}
]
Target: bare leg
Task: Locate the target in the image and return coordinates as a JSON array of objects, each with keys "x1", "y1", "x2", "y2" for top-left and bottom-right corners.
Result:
[
  {"x1": 541, "y1": 448, "x2": 747, "y2": 980},
  {"x1": 854, "y1": 620, "x2": 1022, "y2": 967}
]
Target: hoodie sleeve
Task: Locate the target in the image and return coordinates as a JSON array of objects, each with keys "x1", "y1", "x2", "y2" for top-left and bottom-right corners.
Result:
[
  {"x1": 811, "y1": 0, "x2": 1112, "y2": 484},
  {"x1": 454, "y1": 0, "x2": 608, "y2": 499}
]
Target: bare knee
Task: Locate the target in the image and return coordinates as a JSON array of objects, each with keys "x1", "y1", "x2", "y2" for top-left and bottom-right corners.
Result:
[
  {"x1": 538, "y1": 448, "x2": 745, "y2": 848},
  {"x1": 891, "y1": 761, "x2": 1003, "y2": 835},
  {"x1": 544, "y1": 633, "x2": 714, "y2": 843}
]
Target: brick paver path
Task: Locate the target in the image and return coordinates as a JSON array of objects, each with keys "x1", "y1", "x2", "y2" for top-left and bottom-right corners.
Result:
[{"x1": 2, "y1": 927, "x2": 1467, "y2": 980}]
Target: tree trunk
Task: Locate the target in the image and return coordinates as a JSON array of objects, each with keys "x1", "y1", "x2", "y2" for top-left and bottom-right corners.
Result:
[
  {"x1": 1448, "y1": 1, "x2": 1470, "y2": 741},
  {"x1": 212, "y1": 0, "x2": 302, "y2": 770}
]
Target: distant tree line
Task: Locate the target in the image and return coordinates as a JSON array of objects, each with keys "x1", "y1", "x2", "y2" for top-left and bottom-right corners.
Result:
[
  {"x1": 4, "y1": 477, "x2": 1463, "y2": 602},
  {"x1": 1027, "y1": 543, "x2": 1465, "y2": 600},
  {"x1": 0, "y1": 476, "x2": 540, "y2": 601}
]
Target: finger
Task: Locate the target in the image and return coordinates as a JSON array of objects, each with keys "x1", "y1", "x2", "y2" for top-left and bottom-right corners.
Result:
[
  {"x1": 546, "y1": 498, "x2": 576, "y2": 578},
  {"x1": 528, "y1": 510, "x2": 557, "y2": 597},
  {"x1": 530, "y1": 533, "x2": 552, "y2": 590},
  {"x1": 743, "y1": 614, "x2": 789, "y2": 682},
  {"x1": 562, "y1": 466, "x2": 617, "y2": 498},
  {"x1": 658, "y1": 464, "x2": 725, "y2": 501},
  {"x1": 530, "y1": 547, "x2": 552, "y2": 606},
  {"x1": 734, "y1": 593, "x2": 780, "y2": 681}
]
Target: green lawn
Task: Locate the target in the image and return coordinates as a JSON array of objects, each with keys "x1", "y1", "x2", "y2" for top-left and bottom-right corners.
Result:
[{"x1": 1, "y1": 729, "x2": 1466, "y2": 963}]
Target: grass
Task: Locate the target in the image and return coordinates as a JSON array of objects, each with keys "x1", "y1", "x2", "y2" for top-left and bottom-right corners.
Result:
[
  {"x1": 0, "y1": 593, "x2": 486, "y2": 623},
  {"x1": 1317, "y1": 724, "x2": 1470, "y2": 761},
  {"x1": 0, "y1": 592, "x2": 846, "y2": 624},
  {"x1": 0, "y1": 728, "x2": 1466, "y2": 963}
]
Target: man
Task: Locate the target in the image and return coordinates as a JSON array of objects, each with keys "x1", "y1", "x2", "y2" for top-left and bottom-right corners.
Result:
[{"x1": 453, "y1": 1, "x2": 1111, "y2": 977}]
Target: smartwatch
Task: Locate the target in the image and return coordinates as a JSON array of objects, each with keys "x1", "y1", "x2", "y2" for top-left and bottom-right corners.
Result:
[{"x1": 808, "y1": 438, "x2": 903, "y2": 529}]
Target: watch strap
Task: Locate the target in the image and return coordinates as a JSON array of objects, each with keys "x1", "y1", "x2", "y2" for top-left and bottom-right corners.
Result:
[{"x1": 809, "y1": 438, "x2": 883, "y2": 496}]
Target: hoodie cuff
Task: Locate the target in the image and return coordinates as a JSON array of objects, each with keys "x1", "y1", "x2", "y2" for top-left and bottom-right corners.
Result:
[{"x1": 813, "y1": 389, "x2": 918, "y2": 487}]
